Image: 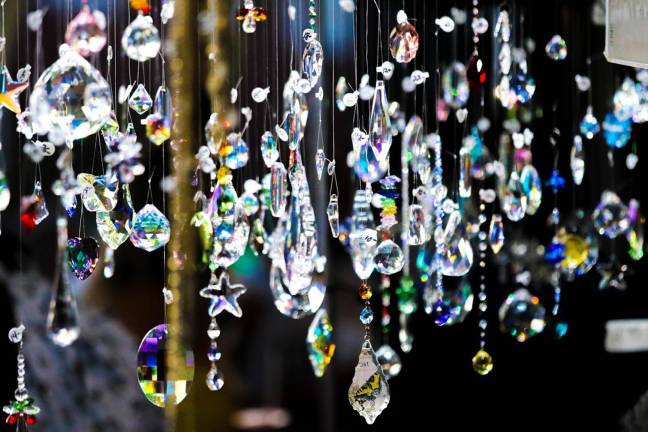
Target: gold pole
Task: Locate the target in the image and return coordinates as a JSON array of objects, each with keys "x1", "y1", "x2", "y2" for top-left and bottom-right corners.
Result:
[{"x1": 167, "y1": 0, "x2": 197, "y2": 430}]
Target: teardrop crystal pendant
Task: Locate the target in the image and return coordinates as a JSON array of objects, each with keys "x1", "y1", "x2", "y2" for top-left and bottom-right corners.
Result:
[
  {"x1": 327, "y1": 194, "x2": 340, "y2": 238},
  {"x1": 20, "y1": 181, "x2": 49, "y2": 230},
  {"x1": 47, "y1": 219, "x2": 80, "y2": 347},
  {"x1": 502, "y1": 171, "x2": 528, "y2": 222},
  {"x1": 306, "y1": 308, "x2": 336, "y2": 378},
  {"x1": 441, "y1": 210, "x2": 474, "y2": 277},
  {"x1": 368, "y1": 80, "x2": 392, "y2": 162},
  {"x1": 270, "y1": 162, "x2": 288, "y2": 217},
  {"x1": 96, "y1": 184, "x2": 135, "y2": 249},
  {"x1": 520, "y1": 164, "x2": 542, "y2": 215},
  {"x1": 350, "y1": 188, "x2": 377, "y2": 279},
  {"x1": 130, "y1": 204, "x2": 171, "y2": 252},
  {"x1": 129, "y1": 83, "x2": 153, "y2": 114},
  {"x1": 260, "y1": 131, "x2": 279, "y2": 168},
  {"x1": 570, "y1": 135, "x2": 585, "y2": 185},
  {"x1": 249, "y1": 217, "x2": 267, "y2": 256},
  {"x1": 302, "y1": 38, "x2": 324, "y2": 89},
  {"x1": 488, "y1": 214, "x2": 505, "y2": 254},
  {"x1": 374, "y1": 239, "x2": 404, "y2": 275},
  {"x1": 67, "y1": 236, "x2": 99, "y2": 280},
  {"x1": 137, "y1": 324, "x2": 195, "y2": 407},
  {"x1": 348, "y1": 339, "x2": 390, "y2": 424}
]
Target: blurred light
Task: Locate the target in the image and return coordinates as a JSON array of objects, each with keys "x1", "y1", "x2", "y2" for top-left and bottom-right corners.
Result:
[{"x1": 231, "y1": 407, "x2": 291, "y2": 430}]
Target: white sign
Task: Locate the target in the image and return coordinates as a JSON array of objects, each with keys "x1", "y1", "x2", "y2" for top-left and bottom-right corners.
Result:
[
  {"x1": 605, "y1": 319, "x2": 648, "y2": 353},
  {"x1": 605, "y1": 0, "x2": 648, "y2": 68}
]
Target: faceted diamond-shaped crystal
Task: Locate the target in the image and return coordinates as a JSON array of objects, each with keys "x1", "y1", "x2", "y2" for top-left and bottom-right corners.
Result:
[
  {"x1": 130, "y1": 204, "x2": 170, "y2": 252},
  {"x1": 96, "y1": 184, "x2": 135, "y2": 249},
  {"x1": 137, "y1": 324, "x2": 194, "y2": 407},
  {"x1": 67, "y1": 236, "x2": 99, "y2": 280},
  {"x1": 348, "y1": 339, "x2": 390, "y2": 424},
  {"x1": 545, "y1": 34, "x2": 567, "y2": 60},
  {"x1": 306, "y1": 308, "x2": 336, "y2": 378},
  {"x1": 129, "y1": 84, "x2": 153, "y2": 114}
]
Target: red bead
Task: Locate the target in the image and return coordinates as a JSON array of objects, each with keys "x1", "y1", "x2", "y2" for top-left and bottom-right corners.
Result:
[
  {"x1": 25, "y1": 415, "x2": 37, "y2": 425},
  {"x1": 6, "y1": 414, "x2": 18, "y2": 425}
]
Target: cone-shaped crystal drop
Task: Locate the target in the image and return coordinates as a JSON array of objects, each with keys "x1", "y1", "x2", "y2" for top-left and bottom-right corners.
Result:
[
  {"x1": 489, "y1": 214, "x2": 505, "y2": 254},
  {"x1": 375, "y1": 345, "x2": 402, "y2": 379},
  {"x1": 441, "y1": 210, "x2": 474, "y2": 277},
  {"x1": 374, "y1": 239, "x2": 404, "y2": 275},
  {"x1": 129, "y1": 84, "x2": 153, "y2": 114},
  {"x1": 47, "y1": 220, "x2": 81, "y2": 347},
  {"x1": 368, "y1": 80, "x2": 392, "y2": 162},
  {"x1": 270, "y1": 162, "x2": 288, "y2": 217},
  {"x1": 130, "y1": 204, "x2": 170, "y2": 251},
  {"x1": 348, "y1": 339, "x2": 390, "y2": 424},
  {"x1": 459, "y1": 145, "x2": 472, "y2": 198},
  {"x1": 260, "y1": 131, "x2": 279, "y2": 168},
  {"x1": 350, "y1": 188, "x2": 377, "y2": 279},
  {"x1": 570, "y1": 135, "x2": 585, "y2": 185},
  {"x1": 315, "y1": 148, "x2": 325, "y2": 180},
  {"x1": 408, "y1": 204, "x2": 429, "y2": 245},
  {"x1": 502, "y1": 171, "x2": 528, "y2": 222},
  {"x1": 306, "y1": 308, "x2": 336, "y2": 378},
  {"x1": 520, "y1": 165, "x2": 542, "y2": 215},
  {"x1": 327, "y1": 194, "x2": 340, "y2": 238},
  {"x1": 96, "y1": 184, "x2": 135, "y2": 249}
]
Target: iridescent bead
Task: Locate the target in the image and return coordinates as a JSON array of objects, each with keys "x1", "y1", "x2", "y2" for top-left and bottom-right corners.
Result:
[{"x1": 472, "y1": 349, "x2": 494, "y2": 375}]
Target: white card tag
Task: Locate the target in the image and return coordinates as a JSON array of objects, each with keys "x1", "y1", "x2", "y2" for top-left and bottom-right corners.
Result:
[
  {"x1": 605, "y1": 319, "x2": 648, "y2": 353},
  {"x1": 605, "y1": 0, "x2": 648, "y2": 68}
]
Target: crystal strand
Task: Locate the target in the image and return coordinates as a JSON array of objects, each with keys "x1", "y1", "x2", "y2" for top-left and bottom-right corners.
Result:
[
  {"x1": 472, "y1": 198, "x2": 494, "y2": 376},
  {"x1": 4, "y1": 325, "x2": 41, "y2": 429},
  {"x1": 426, "y1": 134, "x2": 444, "y2": 313}
]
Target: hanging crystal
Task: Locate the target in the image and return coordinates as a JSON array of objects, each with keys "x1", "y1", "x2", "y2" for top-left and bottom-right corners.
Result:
[
  {"x1": 579, "y1": 106, "x2": 600, "y2": 139},
  {"x1": 103, "y1": 246, "x2": 115, "y2": 278},
  {"x1": 306, "y1": 308, "x2": 336, "y2": 378},
  {"x1": 350, "y1": 188, "x2": 377, "y2": 279},
  {"x1": 375, "y1": 345, "x2": 402, "y2": 379},
  {"x1": 302, "y1": 33, "x2": 324, "y2": 89},
  {"x1": 545, "y1": 34, "x2": 567, "y2": 60},
  {"x1": 0, "y1": 168, "x2": 10, "y2": 212},
  {"x1": 96, "y1": 184, "x2": 135, "y2": 249},
  {"x1": 30, "y1": 45, "x2": 112, "y2": 143},
  {"x1": 374, "y1": 238, "x2": 404, "y2": 275},
  {"x1": 78, "y1": 173, "x2": 118, "y2": 212},
  {"x1": 315, "y1": 148, "x2": 325, "y2": 180},
  {"x1": 499, "y1": 288, "x2": 546, "y2": 342},
  {"x1": 327, "y1": 194, "x2": 339, "y2": 238},
  {"x1": 408, "y1": 204, "x2": 429, "y2": 245},
  {"x1": 442, "y1": 62, "x2": 470, "y2": 108},
  {"x1": 136, "y1": 324, "x2": 194, "y2": 407},
  {"x1": 260, "y1": 131, "x2": 279, "y2": 168},
  {"x1": 65, "y1": 5, "x2": 107, "y2": 57},
  {"x1": 459, "y1": 144, "x2": 471, "y2": 198},
  {"x1": 270, "y1": 161, "x2": 288, "y2": 217},
  {"x1": 502, "y1": 171, "x2": 528, "y2": 222},
  {"x1": 130, "y1": 204, "x2": 171, "y2": 252},
  {"x1": 570, "y1": 135, "x2": 585, "y2": 185},
  {"x1": 348, "y1": 339, "x2": 390, "y2": 424},
  {"x1": 129, "y1": 84, "x2": 153, "y2": 114},
  {"x1": 389, "y1": 10, "x2": 419, "y2": 64},
  {"x1": 47, "y1": 218, "x2": 81, "y2": 347},
  {"x1": 520, "y1": 164, "x2": 542, "y2": 215},
  {"x1": 488, "y1": 214, "x2": 505, "y2": 254},
  {"x1": 66, "y1": 236, "x2": 99, "y2": 280},
  {"x1": 592, "y1": 191, "x2": 629, "y2": 238},
  {"x1": 20, "y1": 181, "x2": 49, "y2": 229},
  {"x1": 368, "y1": 81, "x2": 392, "y2": 163},
  {"x1": 441, "y1": 210, "x2": 474, "y2": 277},
  {"x1": 209, "y1": 181, "x2": 250, "y2": 269},
  {"x1": 121, "y1": 14, "x2": 161, "y2": 62}
]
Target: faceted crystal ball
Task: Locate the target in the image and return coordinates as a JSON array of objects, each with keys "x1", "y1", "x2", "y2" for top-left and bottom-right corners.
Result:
[
  {"x1": 498, "y1": 288, "x2": 546, "y2": 342},
  {"x1": 130, "y1": 204, "x2": 171, "y2": 252},
  {"x1": 592, "y1": 190, "x2": 629, "y2": 238},
  {"x1": 121, "y1": 14, "x2": 161, "y2": 62},
  {"x1": 137, "y1": 324, "x2": 194, "y2": 407},
  {"x1": 389, "y1": 21, "x2": 419, "y2": 64},
  {"x1": 29, "y1": 45, "x2": 112, "y2": 142},
  {"x1": 65, "y1": 6, "x2": 107, "y2": 57}
]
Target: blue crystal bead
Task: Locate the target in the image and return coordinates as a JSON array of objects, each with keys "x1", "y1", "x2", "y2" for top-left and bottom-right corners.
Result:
[{"x1": 359, "y1": 306, "x2": 374, "y2": 325}]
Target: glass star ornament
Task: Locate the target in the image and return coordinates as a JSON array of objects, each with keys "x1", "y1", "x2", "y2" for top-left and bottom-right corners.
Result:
[
  {"x1": 130, "y1": 204, "x2": 170, "y2": 252},
  {"x1": 348, "y1": 339, "x2": 390, "y2": 424},
  {"x1": 545, "y1": 34, "x2": 567, "y2": 60},
  {"x1": 199, "y1": 272, "x2": 247, "y2": 318},
  {"x1": 389, "y1": 10, "x2": 419, "y2": 64},
  {"x1": 602, "y1": 112, "x2": 632, "y2": 149},
  {"x1": 129, "y1": 84, "x2": 153, "y2": 114},
  {"x1": 29, "y1": 45, "x2": 112, "y2": 142},
  {"x1": 65, "y1": 6, "x2": 107, "y2": 57},
  {"x1": 96, "y1": 184, "x2": 135, "y2": 249},
  {"x1": 498, "y1": 288, "x2": 546, "y2": 342},
  {"x1": 122, "y1": 14, "x2": 161, "y2": 62},
  {"x1": 137, "y1": 324, "x2": 195, "y2": 407},
  {"x1": 306, "y1": 308, "x2": 336, "y2": 378},
  {"x1": 0, "y1": 67, "x2": 28, "y2": 115},
  {"x1": 67, "y1": 236, "x2": 99, "y2": 280}
]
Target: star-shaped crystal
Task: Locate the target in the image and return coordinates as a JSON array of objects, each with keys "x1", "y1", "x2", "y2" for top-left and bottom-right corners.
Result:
[
  {"x1": 199, "y1": 272, "x2": 246, "y2": 317},
  {"x1": 0, "y1": 67, "x2": 29, "y2": 114},
  {"x1": 597, "y1": 261, "x2": 631, "y2": 291}
]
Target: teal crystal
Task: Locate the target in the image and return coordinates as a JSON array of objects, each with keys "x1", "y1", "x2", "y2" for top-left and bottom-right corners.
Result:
[
  {"x1": 96, "y1": 184, "x2": 135, "y2": 249},
  {"x1": 602, "y1": 112, "x2": 632, "y2": 149},
  {"x1": 130, "y1": 204, "x2": 170, "y2": 252}
]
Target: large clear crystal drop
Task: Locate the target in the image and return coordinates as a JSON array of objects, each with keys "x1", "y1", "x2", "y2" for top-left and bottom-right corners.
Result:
[
  {"x1": 350, "y1": 188, "x2": 377, "y2": 279},
  {"x1": 368, "y1": 80, "x2": 392, "y2": 162},
  {"x1": 374, "y1": 239, "x2": 404, "y2": 275},
  {"x1": 327, "y1": 194, "x2": 340, "y2": 238},
  {"x1": 122, "y1": 14, "x2": 161, "y2": 62},
  {"x1": 502, "y1": 171, "x2": 528, "y2": 222},
  {"x1": 78, "y1": 173, "x2": 118, "y2": 212},
  {"x1": 96, "y1": 184, "x2": 135, "y2": 249},
  {"x1": 30, "y1": 45, "x2": 112, "y2": 142},
  {"x1": 570, "y1": 135, "x2": 585, "y2": 185},
  {"x1": 306, "y1": 308, "x2": 336, "y2": 378},
  {"x1": 260, "y1": 131, "x2": 279, "y2": 168},
  {"x1": 520, "y1": 164, "x2": 542, "y2": 215},
  {"x1": 348, "y1": 339, "x2": 390, "y2": 424},
  {"x1": 302, "y1": 39, "x2": 324, "y2": 89},
  {"x1": 210, "y1": 184, "x2": 249, "y2": 269},
  {"x1": 269, "y1": 263, "x2": 325, "y2": 319},
  {"x1": 354, "y1": 140, "x2": 387, "y2": 184},
  {"x1": 270, "y1": 161, "x2": 288, "y2": 217},
  {"x1": 130, "y1": 204, "x2": 170, "y2": 251},
  {"x1": 441, "y1": 210, "x2": 474, "y2": 277},
  {"x1": 47, "y1": 218, "x2": 81, "y2": 347},
  {"x1": 137, "y1": 324, "x2": 194, "y2": 407}
]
